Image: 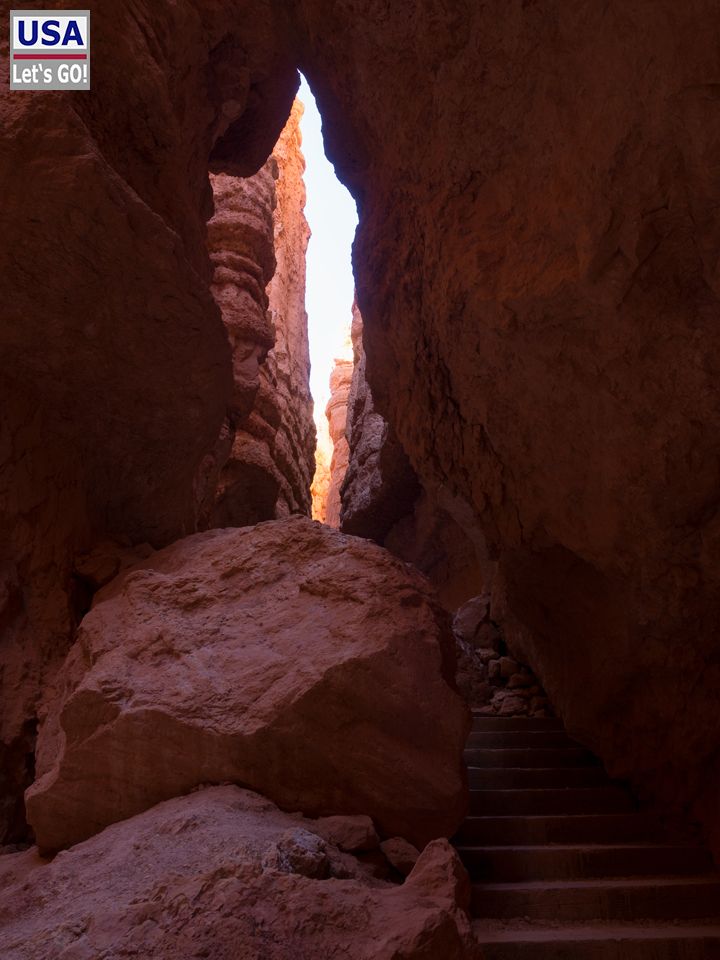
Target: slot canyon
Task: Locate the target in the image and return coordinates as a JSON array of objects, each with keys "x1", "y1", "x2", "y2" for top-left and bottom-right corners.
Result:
[{"x1": 1, "y1": 2, "x2": 720, "y2": 957}]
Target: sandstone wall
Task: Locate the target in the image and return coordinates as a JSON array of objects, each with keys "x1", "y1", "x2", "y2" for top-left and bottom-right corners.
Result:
[
  {"x1": 292, "y1": 0, "x2": 720, "y2": 855},
  {"x1": 311, "y1": 419, "x2": 332, "y2": 522},
  {"x1": 265, "y1": 101, "x2": 316, "y2": 517},
  {"x1": 0, "y1": 1, "x2": 299, "y2": 843},
  {"x1": 341, "y1": 303, "x2": 485, "y2": 610},
  {"x1": 341, "y1": 301, "x2": 420, "y2": 540},
  {"x1": 1, "y1": 0, "x2": 720, "y2": 866},
  {"x1": 324, "y1": 358, "x2": 354, "y2": 527},
  {"x1": 210, "y1": 102, "x2": 315, "y2": 527}
]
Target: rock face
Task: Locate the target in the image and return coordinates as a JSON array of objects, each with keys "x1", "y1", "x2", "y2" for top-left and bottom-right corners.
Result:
[
  {"x1": 209, "y1": 102, "x2": 315, "y2": 527},
  {"x1": 0, "y1": 3, "x2": 299, "y2": 842},
  {"x1": 25, "y1": 517, "x2": 468, "y2": 852},
  {"x1": 293, "y1": 2, "x2": 720, "y2": 855},
  {"x1": 1, "y1": 786, "x2": 479, "y2": 959},
  {"x1": 341, "y1": 301, "x2": 420, "y2": 540},
  {"x1": 264, "y1": 102, "x2": 316, "y2": 516},
  {"x1": 311, "y1": 420, "x2": 332, "y2": 522},
  {"x1": 1, "y1": 0, "x2": 720, "y2": 879},
  {"x1": 341, "y1": 303, "x2": 485, "y2": 609},
  {"x1": 324, "y1": 357, "x2": 354, "y2": 527}
]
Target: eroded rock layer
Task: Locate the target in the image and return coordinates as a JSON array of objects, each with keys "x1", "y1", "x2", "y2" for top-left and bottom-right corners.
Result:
[
  {"x1": 264, "y1": 102, "x2": 316, "y2": 517},
  {"x1": 341, "y1": 301, "x2": 420, "y2": 540},
  {"x1": 324, "y1": 357, "x2": 354, "y2": 527},
  {"x1": 209, "y1": 102, "x2": 315, "y2": 527},
  {"x1": 311, "y1": 420, "x2": 332, "y2": 523}
]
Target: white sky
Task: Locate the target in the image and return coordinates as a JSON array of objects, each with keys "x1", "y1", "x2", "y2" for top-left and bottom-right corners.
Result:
[{"x1": 298, "y1": 75, "x2": 358, "y2": 424}]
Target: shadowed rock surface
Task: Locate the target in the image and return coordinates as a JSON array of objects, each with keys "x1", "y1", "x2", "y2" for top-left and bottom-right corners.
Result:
[
  {"x1": 340, "y1": 302, "x2": 485, "y2": 609},
  {"x1": 294, "y1": 1, "x2": 720, "y2": 856},
  {"x1": 0, "y1": 1, "x2": 299, "y2": 842}
]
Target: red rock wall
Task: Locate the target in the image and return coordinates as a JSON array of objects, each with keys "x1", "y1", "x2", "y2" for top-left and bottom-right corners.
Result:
[
  {"x1": 341, "y1": 301, "x2": 420, "y2": 541},
  {"x1": 1, "y1": 0, "x2": 720, "y2": 865},
  {"x1": 292, "y1": 1, "x2": 720, "y2": 854},
  {"x1": 341, "y1": 303, "x2": 486, "y2": 610},
  {"x1": 311, "y1": 431, "x2": 331, "y2": 523},
  {"x1": 208, "y1": 103, "x2": 315, "y2": 527},
  {"x1": 264, "y1": 102, "x2": 316, "y2": 518},
  {"x1": 324, "y1": 358, "x2": 354, "y2": 528},
  {"x1": 0, "y1": 1, "x2": 299, "y2": 843}
]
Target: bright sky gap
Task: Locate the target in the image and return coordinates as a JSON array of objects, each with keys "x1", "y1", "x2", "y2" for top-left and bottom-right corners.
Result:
[{"x1": 297, "y1": 74, "x2": 359, "y2": 427}]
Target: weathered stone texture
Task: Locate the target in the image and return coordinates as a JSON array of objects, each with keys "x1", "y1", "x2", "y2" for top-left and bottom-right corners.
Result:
[
  {"x1": 265, "y1": 101, "x2": 316, "y2": 517},
  {"x1": 341, "y1": 301, "x2": 420, "y2": 540},
  {"x1": 324, "y1": 357, "x2": 354, "y2": 527},
  {"x1": 2, "y1": 786, "x2": 479, "y2": 960},
  {"x1": 209, "y1": 102, "x2": 315, "y2": 527},
  {"x1": 453, "y1": 595, "x2": 552, "y2": 717},
  {"x1": 340, "y1": 303, "x2": 484, "y2": 609},
  {"x1": 26, "y1": 517, "x2": 468, "y2": 852},
  {"x1": 294, "y1": 0, "x2": 720, "y2": 855},
  {"x1": 311, "y1": 419, "x2": 332, "y2": 523},
  {"x1": 1, "y1": 0, "x2": 720, "y2": 873},
  {"x1": 0, "y1": 1, "x2": 299, "y2": 843}
]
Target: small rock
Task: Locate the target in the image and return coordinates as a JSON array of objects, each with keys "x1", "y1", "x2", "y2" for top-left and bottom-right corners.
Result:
[
  {"x1": 380, "y1": 837, "x2": 421, "y2": 876},
  {"x1": 452, "y1": 595, "x2": 490, "y2": 643},
  {"x1": 488, "y1": 660, "x2": 501, "y2": 681},
  {"x1": 497, "y1": 694, "x2": 529, "y2": 716},
  {"x1": 312, "y1": 815, "x2": 379, "y2": 852},
  {"x1": 405, "y1": 839, "x2": 472, "y2": 912},
  {"x1": 262, "y1": 829, "x2": 330, "y2": 879}
]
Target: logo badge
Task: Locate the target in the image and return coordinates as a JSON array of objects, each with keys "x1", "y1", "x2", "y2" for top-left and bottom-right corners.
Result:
[{"x1": 10, "y1": 10, "x2": 90, "y2": 90}]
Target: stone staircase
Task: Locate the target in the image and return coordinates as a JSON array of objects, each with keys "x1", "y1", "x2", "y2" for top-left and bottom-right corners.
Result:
[{"x1": 455, "y1": 714, "x2": 720, "y2": 959}]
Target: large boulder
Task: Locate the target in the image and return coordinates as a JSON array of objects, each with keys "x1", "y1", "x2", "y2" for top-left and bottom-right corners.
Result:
[
  {"x1": 26, "y1": 517, "x2": 468, "y2": 851},
  {"x1": 1, "y1": 785, "x2": 480, "y2": 959}
]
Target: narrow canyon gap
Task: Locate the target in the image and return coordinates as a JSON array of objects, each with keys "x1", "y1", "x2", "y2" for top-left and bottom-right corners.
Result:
[
  {"x1": 294, "y1": 74, "x2": 359, "y2": 526},
  {"x1": 0, "y1": 1, "x2": 720, "y2": 956}
]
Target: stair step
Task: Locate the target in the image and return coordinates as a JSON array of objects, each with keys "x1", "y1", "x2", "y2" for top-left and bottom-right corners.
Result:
[
  {"x1": 471, "y1": 876, "x2": 720, "y2": 921},
  {"x1": 465, "y1": 747, "x2": 598, "y2": 768},
  {"x1": 473, "y1": 921, "x2": 720, "y2": 960},
  {"x1": 470, "y1": 787, "x2": 635, "y2": 816},
  {"x1": 455, "y1": 814, "x2": 664, "y2": 846},
  {"x1": 457, "y1": 844, "x2": 713, "y2": 882},
  {"x1": 472, "y1": 716, "x2": 565, "y2": 732},
  {"x1": 469, "y1": 766, "x2": 612, "y2": 789},
  {"x1": 468, "y1": 730, "x2": 581, "y2": 749}
]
